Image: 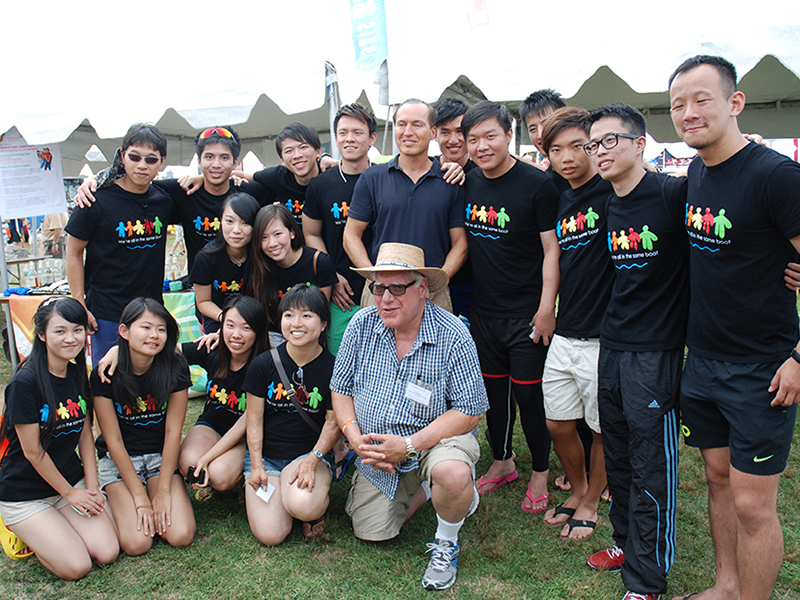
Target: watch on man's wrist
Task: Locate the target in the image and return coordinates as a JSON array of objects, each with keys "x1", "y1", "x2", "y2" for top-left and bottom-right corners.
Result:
[
  {"x1": 312, "y1": 449, "x2": 324, "y2": 460},
  {"x1": 404, "y1": 436, "x2": 418, "y2": 459}
]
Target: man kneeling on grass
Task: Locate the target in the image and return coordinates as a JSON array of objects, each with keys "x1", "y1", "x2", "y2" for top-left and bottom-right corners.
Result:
[{"x1": 331, "y1": 243, "x2": 488, "y2": 591}]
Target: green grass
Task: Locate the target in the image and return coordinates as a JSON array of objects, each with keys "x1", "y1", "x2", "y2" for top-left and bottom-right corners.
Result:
[{"x1": 1, "y1": 362, "x2": 799, "y2": 599}]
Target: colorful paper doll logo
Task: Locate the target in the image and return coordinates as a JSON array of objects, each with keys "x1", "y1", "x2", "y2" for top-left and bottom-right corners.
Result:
[
  {"x1": 194, "y1": 216, "x2": 221, "y2": 232},
  {"x1": 37, "y1": 148, "x2": 53, "y2": 171},
  {"x1": 685, "y1": 204, "x2": 732, "y2": 239},
  {"x1": 331, "y1": 202, "x2": 350, "y2": 220},
  {"x1": 466, "y1": 204, "x2": 511, "y2": 230},
  {"x1": 117, "y1": 217, "x2": 163, "y2": 238}
]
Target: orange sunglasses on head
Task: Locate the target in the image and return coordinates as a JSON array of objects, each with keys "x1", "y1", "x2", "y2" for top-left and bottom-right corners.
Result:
[{"x1": 198, "y1": 127, "x2": 234, "y2": 139}]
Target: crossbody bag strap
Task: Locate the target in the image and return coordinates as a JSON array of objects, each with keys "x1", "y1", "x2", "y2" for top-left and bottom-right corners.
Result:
[{"x1": 269, "y1": 348, "x2": 321, "y2": 434}]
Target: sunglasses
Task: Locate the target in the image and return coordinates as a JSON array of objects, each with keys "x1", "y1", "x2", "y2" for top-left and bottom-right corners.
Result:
[
  {"x1": 199, "y1": 127, "x2": 234, "y2": 140},
  {"x1": 369, "y1": 282, "x2": 416, "y2": 296},
  {"x1": 125, "y1": 152, "x2": 161, "y2": 165}
]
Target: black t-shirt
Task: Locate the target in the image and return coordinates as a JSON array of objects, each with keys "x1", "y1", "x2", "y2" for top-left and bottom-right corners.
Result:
[
  {"x1": 65, "y1": 183, "x2": 174, "y2": 322},
  {"x1": 274, "y1": 246, "x2": 338, "y2": 298},
  {"x1": 465, "y1": 159, "x2": 559, "y2": 317},
  {"x1": 602, "y1": 171, "x2": 689, "y2": 351},
  {"x1": 303, "y1": 165, "x2": 369, "y2": 299},
  {"x1": 158, "y1": 179, "x2": 270, "y2": 272},
  {"x1": 436, "y1": 157, "x2": 476, "y2": 287},
  {"x1": 556, "y1": 175, "x2": 616, "y2": 338},
  {"x1": 242, "y1": 343, "x2": 334, "y2": 459},
  {"x1": 190, "y1": 249, "x2": 252, "y2": 317},
  {"x1": 253, "y1": 166, "x2": 308, "y2": 225},
  {"x1": 93, "y1": 354, "x2": 191, "y2": 456},
  {"x1": 0, "y1": 365, "x2": 88, "y2": 501},
  {"x1": 182, "y1": 344, "x2": 254, "y2": 434},
  {"x1": 685, "y1": 142, "x2": 800, "y2": 362}
]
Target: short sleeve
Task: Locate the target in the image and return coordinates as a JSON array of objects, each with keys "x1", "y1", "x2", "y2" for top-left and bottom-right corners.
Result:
[
  {"x1": 313, "y1": 251, "x2": 339, "y2": 288},
  {"x1": 347, "y1": 173, "x2": 374, "y2": 224},
  {"x1": 181, "y1": 343, "x2": 211, "y2": 370},
  {"x1": 64, "y1": 202, "x2": 99, "y2": 241},
  {"x1": 534, "y1": 178, "x2": 560, "y2": 233},
  {"x1": 303, "y1": 179, "x2": 323, "y2": 220},
  {"x1": 189, "y1": 251, "x2": 215, "y2": 286},
  {"x1": 447, "y1": 185, "x2": 466, "y2": 230},
  {"x1": 445, "y1": 336, "x2": 489, "y2": 416},
  {"x1": 243, "y1": 353, "x2": 272, "y2": 398},
  {"x1": 171, "y1": 353, "x2": 192, "y2": 393},
  {"x1": 5, "y1": 370, "x2": 41, "y2": 426},
  {"x1": 766, "y1": 161, "x2": 800, "y2": 241}
]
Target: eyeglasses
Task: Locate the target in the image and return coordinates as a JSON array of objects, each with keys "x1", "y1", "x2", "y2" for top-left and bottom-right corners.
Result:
[
  {"x1": 125, "y1": 152, "x2": 161, "y2": 165},
  {"x1": 369, "y1": 282, "x2": 416, "y2": 296},
  {"x1": 199, "y1": 127, "x2": 234, "y2": 139},
  {"x1": 583, "y1": 133, "x2": 640, "y2": 156}
]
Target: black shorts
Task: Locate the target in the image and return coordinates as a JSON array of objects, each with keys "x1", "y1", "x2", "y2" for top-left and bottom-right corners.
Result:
[
  {"x1": 470, "y1": 313, "x2": 547, "y2": 382},
  {"x1": 680, "y1": 352, "x2": 797, "y2": 476}
]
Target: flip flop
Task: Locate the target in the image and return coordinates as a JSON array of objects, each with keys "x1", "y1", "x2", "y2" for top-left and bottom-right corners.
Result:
[
  {"x1": 563, "y1": 516, "x2": 600, "y2": 539},
  {"x1": 544, "y1": 502, "x2": 576, "y2": 525},
  {"x1": 334, "y1": 449, "x2": 355, "y2": 482},
  {"x1": 477, "y1": 470, "x2": 519, "y2": 495},
  {"x1": 302, "y1": 515, "x2": 325, "y2": 539},
  {"x1": 194, "y1": 487, "x2": 216, "y2": 502},
  {"x1": 521, "y1": 487, "x2": 549, "y2": 514},
  {"x1": 553, "y1": 472, "x2": 571, "y2": 492}
]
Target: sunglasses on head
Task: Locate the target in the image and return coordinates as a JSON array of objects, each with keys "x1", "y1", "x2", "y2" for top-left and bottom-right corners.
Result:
[
  {"x1": 199, "y1": 127, "x2": 234, "y2": 140},
  {"x1": 125, "y1": 151, "x2": 161, "y2": 165}
]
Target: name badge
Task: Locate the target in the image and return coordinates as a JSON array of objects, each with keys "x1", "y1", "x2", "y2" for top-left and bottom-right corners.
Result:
[{"x1": 405, "y1": 380, "x2": 432, "y2": 406}]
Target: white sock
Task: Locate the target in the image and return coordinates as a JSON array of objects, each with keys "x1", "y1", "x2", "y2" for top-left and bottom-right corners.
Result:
[{"x1": 435, "y1": 514, "x2": 464, "y2": 543}]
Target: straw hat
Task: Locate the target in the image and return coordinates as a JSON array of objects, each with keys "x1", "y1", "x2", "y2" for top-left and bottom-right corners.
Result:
[{"x1": 351, "y1": 243, "x2": 450, "y2": 294}]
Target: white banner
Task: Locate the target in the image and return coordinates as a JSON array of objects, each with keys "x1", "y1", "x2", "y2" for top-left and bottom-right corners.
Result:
[{"x1": 0, "y1": 127, "x2": 66, "y2": 219}]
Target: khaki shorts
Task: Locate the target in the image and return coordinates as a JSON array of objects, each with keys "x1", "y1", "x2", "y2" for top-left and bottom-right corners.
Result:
[
  {"x1": 0, "y1": 478, "x2": 87, "y2": 526},
  {"x1": 345, "y1": 433, "x2": 479, "y2": 541},
  {"x1": 542, "y1": 335, "x2": 601, "y2": 432},
  {"x1": 360, "y1": 284, "x2": 453, "y2": 313}
]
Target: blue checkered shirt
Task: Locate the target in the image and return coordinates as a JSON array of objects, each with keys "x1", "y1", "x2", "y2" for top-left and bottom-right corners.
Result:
[{"x1": 331, "y1": 302, "x2": 489, "y2": 499}]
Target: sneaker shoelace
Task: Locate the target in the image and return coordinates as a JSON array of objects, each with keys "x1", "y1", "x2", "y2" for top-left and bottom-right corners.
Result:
[
  {"x1": 608, "y1": 546, "x2": 624, "y2": 559},
  {"x1": 425, "y1": 542, "x2": 455, "y2": 570}
]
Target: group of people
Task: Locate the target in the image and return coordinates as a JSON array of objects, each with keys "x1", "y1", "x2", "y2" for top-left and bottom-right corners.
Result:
[{"x1": 0, "y1": 53, "x2": 798, "y2": 600}]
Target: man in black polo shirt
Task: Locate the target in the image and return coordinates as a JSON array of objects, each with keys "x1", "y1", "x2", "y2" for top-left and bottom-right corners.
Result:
[
  {"x1": 303, "y1": 103, "x2": 377, "y2": 354},
  {"x1": 66, "y1": 123, "x2": 174, "y2": 365},
  {"x1": 344, "y1": 99, "x2": 467, "y2": 312},
  {"x1": 539, "y1": 107, "x2": 613, "y2": 541},
  {"x1": 461, "y1": 100, "x2": 560, "y2": 514},
  {"x1": 584, "y1": 103, "x2": 688, "y2": 600},
  {"x1": 668, "y1": 55, "x2": 800, "y2": 600}
]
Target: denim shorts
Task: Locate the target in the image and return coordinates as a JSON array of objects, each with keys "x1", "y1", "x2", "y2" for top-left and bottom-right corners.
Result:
[
  {"x1": 243, "y1": 449, "x2": 334, "y2": 478},
  {"x1": 98, "y1": 453, "x2": 175, "y2": 489}
]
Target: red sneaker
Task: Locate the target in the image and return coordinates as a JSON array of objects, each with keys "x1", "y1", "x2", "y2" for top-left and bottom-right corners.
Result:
[
  {"x1": 621, "y1": 592, "x2": 661, "y2": 600},
  {"x1": 587, "y1": 545, "x2": 625, "y2": 571}
]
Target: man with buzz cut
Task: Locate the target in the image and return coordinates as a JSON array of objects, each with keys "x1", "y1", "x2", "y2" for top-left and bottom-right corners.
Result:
[
  {"x1": 520, "y1": 89, "x2": 570, "y2": 194},
  {"x1": 344, "y1": 98, "x2": 468, "y2": 313},
  {"x1": 584, "y1": 103, "x2": 688, "y2": 600},
  {"x1": 461, "y1": 100, "x2": 560, "y2": 515},
  {"x1": 668, "y1": 55, "x2": 800, "y2": 600},
  {"x1": 303, "y1": 102, "x2": 378, "y2": 354}
]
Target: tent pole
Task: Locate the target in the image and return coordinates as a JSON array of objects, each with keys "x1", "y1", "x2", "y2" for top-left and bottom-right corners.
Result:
[{"x1": 0, "y1": 212, "x2": 19, "y2": 370}]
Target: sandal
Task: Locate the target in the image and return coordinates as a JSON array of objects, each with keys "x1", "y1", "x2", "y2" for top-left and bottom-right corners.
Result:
[
  {"x1": 544, "y1": 502, "x2": 576, "y2": 525},
  {"x1": 0, "y1": 514, "x2": 34, "y2": 560},
  {"x1": 194, "y1": 487, "x2": 216, "y2": 502},
  {"x1": 302, "y1": 515, "x2": 326, "y2": 539},
  {"x1": 521, "y1": 485, "x2": 549, "y2": 514}
]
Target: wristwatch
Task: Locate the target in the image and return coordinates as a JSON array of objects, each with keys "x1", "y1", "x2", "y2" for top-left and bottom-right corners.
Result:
[
  {"x1": 312, "y1": 449, "x2": 324, "y2": 460},
  {"x1": 404, "y1": 436, "x2": 418, "y2": 459}
]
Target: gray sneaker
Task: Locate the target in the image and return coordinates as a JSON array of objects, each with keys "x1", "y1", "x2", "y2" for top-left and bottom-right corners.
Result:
[{"x1": 422, "y1": 538, "x2": 460, "y2": 590}]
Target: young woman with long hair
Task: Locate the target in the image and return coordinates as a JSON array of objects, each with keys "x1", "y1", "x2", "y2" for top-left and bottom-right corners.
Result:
[
  {"x1": 0, "y1": 298, "x2": 118, "y2": 579},
  {"x1": 92, "y1": 298, "x2": 195, "y2": 556}
]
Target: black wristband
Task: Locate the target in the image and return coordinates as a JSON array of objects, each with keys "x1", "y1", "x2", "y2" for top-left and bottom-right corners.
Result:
[{"x1": 791, "y1": 349, "x2": 800, "y2": 365}]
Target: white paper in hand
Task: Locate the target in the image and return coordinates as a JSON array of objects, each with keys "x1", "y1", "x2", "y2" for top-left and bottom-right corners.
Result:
[{"x1": 255, "y1": 482, "x2": 275, "y2": 504}]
